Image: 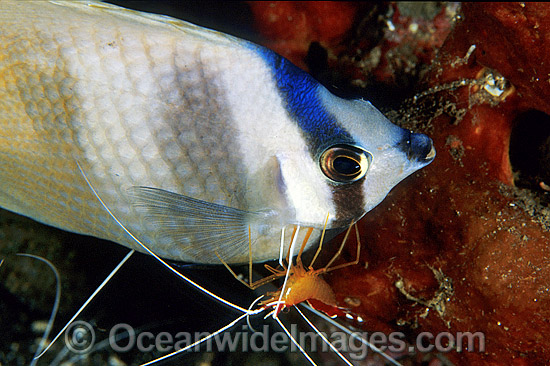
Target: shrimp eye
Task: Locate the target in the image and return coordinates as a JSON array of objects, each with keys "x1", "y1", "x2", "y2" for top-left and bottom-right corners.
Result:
[{"x1": 319, "y1": 145, "x2": 372, "y2": 183}]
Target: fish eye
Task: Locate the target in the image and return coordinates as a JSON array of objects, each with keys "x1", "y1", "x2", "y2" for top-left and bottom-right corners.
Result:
[{"x1": 319, "y1": 145, "x2": 372, "y2": 183}]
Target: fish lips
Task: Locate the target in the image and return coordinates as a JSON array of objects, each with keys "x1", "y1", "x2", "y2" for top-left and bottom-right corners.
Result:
[{"x1": 400, "y1": 130, "x2": 436, "y2": 166}]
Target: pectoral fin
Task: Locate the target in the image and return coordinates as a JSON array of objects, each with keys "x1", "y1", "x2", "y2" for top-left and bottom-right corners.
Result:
[{"x1": 128, "y1": 186, "x2": 263, "y2": 261}]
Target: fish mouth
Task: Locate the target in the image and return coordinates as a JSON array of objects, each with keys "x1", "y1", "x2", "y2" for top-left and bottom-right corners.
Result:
[
  {"x1": 424, "y1": 143, "x2": 436, "y2": 161},
  {"x1": 400, "y1": 130, "x2": 436, "y2": 165}
]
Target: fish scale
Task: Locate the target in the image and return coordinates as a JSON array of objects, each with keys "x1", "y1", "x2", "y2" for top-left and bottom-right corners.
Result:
[
  {"x1": 0, "y1": 0, "x2": 435, "y2": 264},
  {"x1": 0, "y1": 0, "x2": 290, "y2": 261}
]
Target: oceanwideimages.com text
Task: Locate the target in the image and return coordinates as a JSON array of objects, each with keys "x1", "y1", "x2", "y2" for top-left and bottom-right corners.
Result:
[{"x1": 65, "y1": 320, "x2": 485, "y2": 360}]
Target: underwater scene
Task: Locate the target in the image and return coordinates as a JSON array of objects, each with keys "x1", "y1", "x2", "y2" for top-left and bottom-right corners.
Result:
[{"x1": 1, "y1": 2, "x2": 549, "y2": 366}]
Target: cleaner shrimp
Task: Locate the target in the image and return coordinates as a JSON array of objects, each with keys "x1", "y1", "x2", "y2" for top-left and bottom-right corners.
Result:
[{"x1": 18, "y1": 164, "x2": 404, "y2": 366}]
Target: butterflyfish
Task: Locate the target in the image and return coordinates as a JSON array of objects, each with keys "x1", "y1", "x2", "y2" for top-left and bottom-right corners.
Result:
[{"x1": 0, "y1": 1, "x2": 435, "y2": 263}]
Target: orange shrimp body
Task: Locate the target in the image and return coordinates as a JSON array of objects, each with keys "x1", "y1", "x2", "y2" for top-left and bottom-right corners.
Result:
[
  {"x1": 253, "y1": 224, "x2": 360, "y2": 316},
  {"x1": 60, "y1": 168, "x2": 402, "y2": 366},
  {"x1": 262, "y1": 263, "x2": 337, "y2": 313},
  {"x1": 284, "y1": 266, "x2": 336, "y2": 307}
]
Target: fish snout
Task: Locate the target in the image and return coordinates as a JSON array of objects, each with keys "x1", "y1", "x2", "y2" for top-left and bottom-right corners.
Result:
[{"x1": 402, "y1": 131, "x2": 436, "y2": 164}]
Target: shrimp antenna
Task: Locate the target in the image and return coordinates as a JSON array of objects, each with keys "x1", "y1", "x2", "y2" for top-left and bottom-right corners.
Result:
[
  {"x1": 75, "y1": 161, "x2": 249, "y2": 314},
  {"x1": 274, "y1": 225, "x2": 300, "y2": 315},
  {"x1": 1, "y1": 254, "x2": 63, "y2": 365},
  {"x1": 301, "y1": 303, "x2": 403, "y2": 366},
  {"x1": 72, "y1": 163, "x2": 386, "y2": 366},
  {"x1": 34, "y1": 248, "x2": 134, "y2": 359},
  {"x1": 294, "y1": 306, "x2": 354, "y2": 366},
  {"x1": 141, "y1": 310, "x2": 257, "y2": 366},
  {"x1": 34, "y1": 163, "x2": 140, "y2": 360},
  {"x1": 273, "y1": 315, "x2": 318, "y2": 366},
  {"x1": 73, "y1": 162, "x2": 273, "y2": 365}
]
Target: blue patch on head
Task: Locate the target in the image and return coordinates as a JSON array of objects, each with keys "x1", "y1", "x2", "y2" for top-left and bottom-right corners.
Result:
[{"x1": 253, "y1": 46, "x2": 354, "y2": 154}]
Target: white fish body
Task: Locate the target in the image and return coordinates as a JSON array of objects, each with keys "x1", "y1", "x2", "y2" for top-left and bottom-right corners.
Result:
[{"x1": 0, "y1": 0, "x2": 435, "y2": 263}]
